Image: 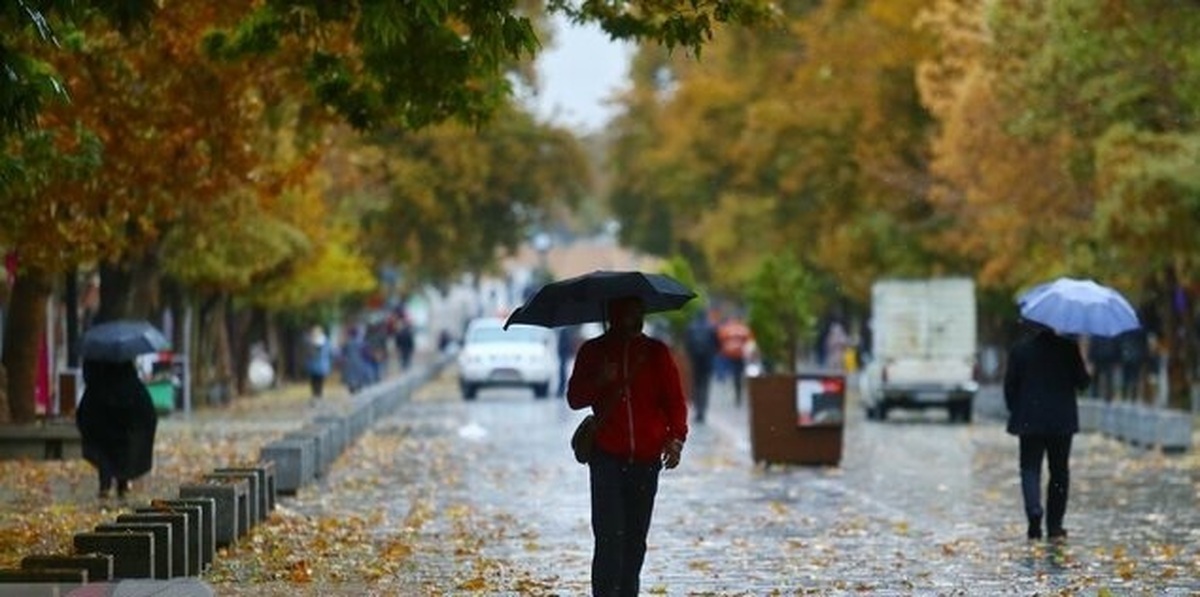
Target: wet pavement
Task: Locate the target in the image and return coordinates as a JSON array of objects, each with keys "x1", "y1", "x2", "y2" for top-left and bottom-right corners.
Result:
[
  {"x1": 213, "y1": 367, "x2": 1200, "y2": 595},
  {"x1": 5, "y1": 353, "x2": 1195, "y2": 595}
]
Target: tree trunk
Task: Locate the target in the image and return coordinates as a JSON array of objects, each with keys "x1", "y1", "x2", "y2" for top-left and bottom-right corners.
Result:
[
  {"x1": 1, "y1": 266, "x2": 54, "y2": 423},
  {"x1": 1154, "y1": 266, "x2": 1194, "y2": 410},
  {"x1": 96, "y1": 262, "x2": 134, "y2": 324},
  {"x1": 197, "y1": 293, "x2": 234, "y2": 406},
  {"x1": 96, "y1": 253, "x2": 160, "y2": 324},
  {"x1": 230, "y1": 305, "x2": 256, "y2": 396},
  {"x1": 64, "y1": 268, "x2": 80, "y2": 367}
]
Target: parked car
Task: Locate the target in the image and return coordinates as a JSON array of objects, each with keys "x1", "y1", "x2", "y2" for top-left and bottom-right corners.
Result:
[{"x1": 456, "y1": 317, "x2": 559, "y2": 400}]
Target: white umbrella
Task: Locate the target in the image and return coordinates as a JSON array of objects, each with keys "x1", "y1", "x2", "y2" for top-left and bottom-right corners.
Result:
[{"x1": 1017, "y1": 277, "x2": 1139, "y2": 337}]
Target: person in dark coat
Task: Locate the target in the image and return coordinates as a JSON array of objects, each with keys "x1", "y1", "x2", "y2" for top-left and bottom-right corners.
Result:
[
  {"x1": 75, "y1": 360, "x2": 159, "y2": 499},
  {"x1": 683, "y1": 311, "x2": 719, "y2": 423},
  {"x1": 1003, "y1": 321, "x2": 1091, "y2": 540},
  {"x1": 1086, "y1": 335, "x2": 1119, "y2": 401}
]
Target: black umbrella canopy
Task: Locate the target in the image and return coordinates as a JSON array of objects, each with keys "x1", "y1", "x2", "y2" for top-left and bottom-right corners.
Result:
[
  {"x1": 505, "y1": 270, "x2": 696, "y2": 329},
  {"x1": 80, "y1": 320, "x2": 170, "y2": 362}
]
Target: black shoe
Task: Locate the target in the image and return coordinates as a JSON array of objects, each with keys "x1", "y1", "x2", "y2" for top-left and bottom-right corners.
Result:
[
  {"x1": 1047, "y1": 528, "x2": 1067, "y2": 541},
  {"x1": 1027, "y1": 522, "x2": 1042, "y2": 540},
  {"x1": 116, "y1": 480, "x2": 130, "y2": 498}
]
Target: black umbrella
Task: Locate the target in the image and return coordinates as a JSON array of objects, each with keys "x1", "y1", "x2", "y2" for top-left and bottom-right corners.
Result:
[
  {"x1": 504, "y1": 270, "x2": 697, "y2": 329},
  {"x1": 80, "y1": 320, "x2": 170, "y2": 362}
]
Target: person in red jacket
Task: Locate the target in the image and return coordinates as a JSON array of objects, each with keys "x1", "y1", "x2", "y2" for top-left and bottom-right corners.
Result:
[{"x1": 567, "y1": 295, "x2": 688, "y2": 597}]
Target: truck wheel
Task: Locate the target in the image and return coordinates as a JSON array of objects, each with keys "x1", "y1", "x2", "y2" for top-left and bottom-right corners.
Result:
[
  {"x1": 532, "y1": 383, "x2": 549, "y2": 399},
  {"x1": 461, "y1": 382, "x2": 478, "y2": 401}
]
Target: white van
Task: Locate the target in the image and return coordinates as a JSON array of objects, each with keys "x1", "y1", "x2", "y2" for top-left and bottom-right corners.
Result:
[{"x1": 861, "y1": 278, "x2": 979, "y2": 422}]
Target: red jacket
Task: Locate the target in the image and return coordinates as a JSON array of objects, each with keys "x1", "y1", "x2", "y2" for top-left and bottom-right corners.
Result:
[{"x1": 567, "y1": 332, "x2": 688, "y2": 463}]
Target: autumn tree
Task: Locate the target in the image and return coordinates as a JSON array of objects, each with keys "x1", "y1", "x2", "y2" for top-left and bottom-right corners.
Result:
[
  {"x1": 326, "y1": 107, "x2": 591, "y2": 286},
  {"x1": 919, "y1": 0, "x2": 1199, "y2": 405},
  {"x1": 0, "y1": 2, "x2": 353, "y2": 419},
  {"x1": 2, "y1": 0, "x2": 776, "y2": 420},
  {"x1": 609, "y1": 0, "x2": 940, "y2": 308}
]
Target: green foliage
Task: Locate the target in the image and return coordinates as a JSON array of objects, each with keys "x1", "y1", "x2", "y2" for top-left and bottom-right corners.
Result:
[
  {"x1": 160, "y1": 194, "x2": 310, "y2": 292},
  {"x1": 745, "y1": 253, "x2": 818, "y2": 373},
  {"x1": 349, "y1": 107, "x2": 592, "y2": 285},
  {"x1": 657, "y1": 256, "x2": 705, "y2": 342},
  {"x1": 0, "y1": 125, "x2": 105, "y2": 271},
  {"x1": 0, "y1": 0, "x2": 156, "y2": 137},
  {"x1": 549, "y1": 0, "x2": 779, "y2": 55}
]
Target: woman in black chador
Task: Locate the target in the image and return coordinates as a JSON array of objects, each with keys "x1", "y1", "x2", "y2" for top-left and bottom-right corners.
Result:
[{"x1": 76, "y1": 360, "x2": 159, "y2": 499}]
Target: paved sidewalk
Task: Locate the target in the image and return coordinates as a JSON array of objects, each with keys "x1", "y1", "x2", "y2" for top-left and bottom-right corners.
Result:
[
  {"x1": 210, "y1": 369, "x2": 1200, "y2": 595},
  {"x1": 7, "y1": 355, "x2": 1196, "y2": 595}
]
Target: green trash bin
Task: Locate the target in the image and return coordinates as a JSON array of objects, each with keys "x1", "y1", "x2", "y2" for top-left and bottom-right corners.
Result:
[{"x1": 145, "y1": 380, "x2": 175, "y2": 413}]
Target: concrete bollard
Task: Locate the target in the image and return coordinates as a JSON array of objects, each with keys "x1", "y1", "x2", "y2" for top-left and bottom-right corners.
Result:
[
  {"x1": 120, "y1": 511, "x2": 189, "y2": 578},
  {"x1": 152, "y1": 498, "x2": 215, "y2": 573},
  {"x1": 1152, "y1": 409, "x2": 1193, "y2": 453},
  {"x1": 20, "y1": 553, "x2": 113, "y2": 582},
  {"x1": 179, "y1": 482, "x2": 244, "y2": 549},
  {"x1": 1077, "y1": 399, "x2": 1102, "y2": 433},
  {"x1": 282, "y1": 430, "x2": 325, "y2": 478},
  {"x1": 313, "y1": 415, "x2": 349, "y2": 461},
  {"x1": 348, "y1": 399, "x2": 373, "y2": 441},
  {"x1": 261, "y1": 439, "x2": 315, "y2": 494},
  {"x1": 215, "y1": 463, "x2": 276, "y2": 522},
  {"x1": 204, "y1": 472, "x2": 259, "y2": 531},
  {"x1": 0, "y1": 567, "x2": 88, "y2": 592},
  {"x1": 138, "y1": 504, "x2": 202, "y2": 577},
  {"x1": 74, "y1": 531, "x2": 155, "y2": 579},
  {"x1": 95, "y1": 523, "x2": 172, "y2": 580}
]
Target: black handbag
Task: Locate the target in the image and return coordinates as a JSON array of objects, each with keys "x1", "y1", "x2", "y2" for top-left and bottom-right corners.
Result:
[{"x1": 570, "y1": 414, "x2": 598, "y2": 464}]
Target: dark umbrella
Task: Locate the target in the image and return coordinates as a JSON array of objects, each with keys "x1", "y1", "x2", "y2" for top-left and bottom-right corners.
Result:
[
  {"x1": 80, "y1": 320, "x2": 170, "y2": 362},
  {"x1": 504, "y1": 270, "x2": 696, "y2": 329}
]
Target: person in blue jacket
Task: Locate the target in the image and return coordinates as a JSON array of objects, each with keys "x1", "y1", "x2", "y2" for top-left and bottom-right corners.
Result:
[
  {"x1": 305, "y1": 326, "x2": 334, "y2": 399},
  {"x1": 1003, "y1": 319, "x2": 1091, "y2": 541}
]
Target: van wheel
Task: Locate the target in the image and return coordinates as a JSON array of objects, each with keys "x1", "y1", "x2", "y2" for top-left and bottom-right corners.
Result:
[
  {"x1": 532, "y1": 383, "x2": 549, "y2": 399},
  {"x1": 949, "y1": 402, "x2": 972, "y2": 423},
  {"x1": 461, "y1": 383, "x2": 478, "y2": 401},
  {"x1": 867, "y1": 404, "x2": 888, "y2": 421}
]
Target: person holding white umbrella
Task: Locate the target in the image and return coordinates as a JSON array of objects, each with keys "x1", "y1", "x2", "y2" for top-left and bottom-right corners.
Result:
[
  {"x1": 1004, "y1": 319, "x2": 1090, "y2": 540},
  {"x1": 1004, "y1": 277, "x2": 1138, "y2": 540}
]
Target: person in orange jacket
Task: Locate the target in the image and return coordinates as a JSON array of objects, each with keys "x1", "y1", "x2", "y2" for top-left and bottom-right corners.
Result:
[
  {"x1": 568, "y1": 296, "x2": 688, "y2": 596},
  {"x1": 717, "y1": 316, "x2": 753, "y2": 405}
]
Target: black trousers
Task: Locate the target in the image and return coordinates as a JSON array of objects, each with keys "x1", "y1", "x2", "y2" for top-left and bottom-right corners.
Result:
[
  {"x1": 309, "y1": 374, "x2": 326, "y2": 398},
  {"x1": 589, "y1": 451, "x2": 661, "y2": 597},
  {"x1": 1019, "y1": 434, "x2": 1073, "y2": 532}
]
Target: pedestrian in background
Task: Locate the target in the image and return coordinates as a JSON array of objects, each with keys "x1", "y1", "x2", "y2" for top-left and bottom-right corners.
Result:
[
  {"x1": 76, "y1": 360, "x2": 159, "y2": 499},
  {"x1": 567, "y1": 296, "x2": 688, "y2": 596},
  {"x1": 341, "y1": 325, "x2": 374, "y2": 393},
  {"x1": 1086, "y1": 335, "x2": 1119, "y2": 401},
  {"x1": 556, "y1": 325, "x2": 579, "y2": 397},
  {"x1": 1118, "y1": 328, "x2": 1149, "y2": 401},
  {"x1": 305, "y1": 325, "x2": 333, "y2": 399},
  {"x1": 1003, "y1": 320, "x2": 1091, "y2": 540},
  {"x1": 683, "y1": 310, "x2": 719, "y2": 423},
  {"x1": 394, "y1": 315, "x2": 416, "y2": 372},
  {"x1": 717, "y1": 316, "x2": 752, "y2": 406}
]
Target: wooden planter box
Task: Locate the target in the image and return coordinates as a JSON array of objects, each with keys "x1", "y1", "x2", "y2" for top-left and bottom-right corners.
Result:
[{"x1": 747, "y1": 373, "x2": 844, "y2": 466}]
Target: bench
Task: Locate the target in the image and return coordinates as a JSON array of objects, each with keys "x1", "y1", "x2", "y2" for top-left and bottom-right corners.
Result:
[{"x1": 0, "y1": 422, "x2": 83, "y2": 461}]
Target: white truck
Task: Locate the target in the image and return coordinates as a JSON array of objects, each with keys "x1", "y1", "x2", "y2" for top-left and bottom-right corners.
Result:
[{"x1": 861, "y1": 277, "x2": 979, "y2": 422}]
